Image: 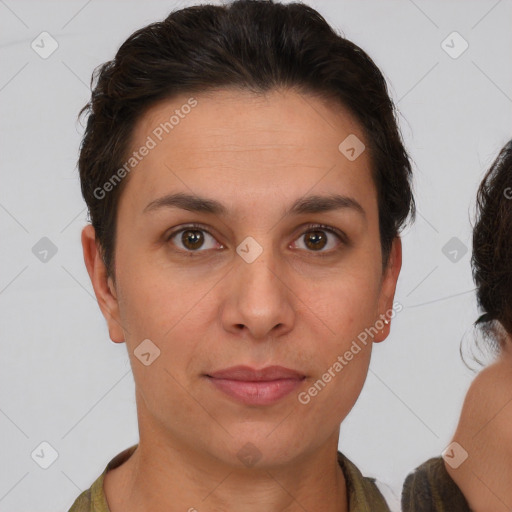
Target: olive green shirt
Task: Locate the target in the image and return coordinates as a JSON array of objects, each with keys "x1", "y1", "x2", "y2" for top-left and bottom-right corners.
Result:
[
  {"x1": 68, "y1": 444, "x2": 391, "y2": 511},
  {"x1": 401, "y1": 456, "x2": 471, "y2": 511}
]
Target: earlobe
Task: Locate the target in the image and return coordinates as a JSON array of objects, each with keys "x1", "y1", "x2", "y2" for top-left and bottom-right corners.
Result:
[
  {"x1": 81, "y1": 224, "x2": 125, "y2": 344},
  {"x1": 373, "y1": 317, "x2": 391, "y2": 343}
]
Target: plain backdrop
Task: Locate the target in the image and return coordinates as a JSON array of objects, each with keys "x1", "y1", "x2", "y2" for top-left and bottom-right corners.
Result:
[{"x1": 1, "y1": 0, "x2": 511, "y2": 510}]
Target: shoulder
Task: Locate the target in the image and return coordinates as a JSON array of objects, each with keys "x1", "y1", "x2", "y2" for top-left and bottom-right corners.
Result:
[
  {"x1": 67, "y1": 445, "x2": 138, "y2": 512},
  {"x1": 445, "y1": 352, "x2": 512, "y2": 510},
  {"x1": 337, "y1": 451, "x2": 391, "y2": 512},
  {"x1": 401, "y1": 457, "x2": 470, "y2": 512},
  {"x1": 67, "y1": 489, "x2": 92, "y2": 512},
  {"x1": 67, "y1": 473, "x2": 105, "y2": 512},
  {"x1": 455, "y1": 352, "x2": 512, "y2": 439}
]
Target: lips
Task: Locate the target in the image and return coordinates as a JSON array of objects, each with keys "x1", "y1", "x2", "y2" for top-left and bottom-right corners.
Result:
[
  {"x1": 207, "y1": 365, "x2": 305, "y2": 381},
  {"x1": 205, "y1": 365, "x2": 306, "y2": 406}
]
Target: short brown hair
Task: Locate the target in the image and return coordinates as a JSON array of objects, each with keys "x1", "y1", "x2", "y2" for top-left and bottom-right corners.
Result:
[{"x1": 78, "y1": 0, "x2": 415, "y2": 279}]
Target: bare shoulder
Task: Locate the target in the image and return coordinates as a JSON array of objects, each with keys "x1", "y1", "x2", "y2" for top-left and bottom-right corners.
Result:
[
  {"x1": 458, "y1": 350, "x2": 512, "y2": 436},
  {"x1": 444, "y1": 350, "x2": 512, "y2": 511}
]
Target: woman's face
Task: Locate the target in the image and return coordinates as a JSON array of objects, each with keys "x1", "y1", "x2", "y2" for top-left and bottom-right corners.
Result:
[{"x1": 90, "y1": 88, "x2": 401, "y2": 467}]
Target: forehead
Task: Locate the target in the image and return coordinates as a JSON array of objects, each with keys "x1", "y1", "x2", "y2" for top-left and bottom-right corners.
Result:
[{"x1": 120, "y1": 87, "x2": 375, "y2": 217}]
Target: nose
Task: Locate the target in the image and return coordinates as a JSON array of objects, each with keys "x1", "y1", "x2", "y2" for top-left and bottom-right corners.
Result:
[{"x1": 220, "y1": 242, "x2": 295, "y2": 341}]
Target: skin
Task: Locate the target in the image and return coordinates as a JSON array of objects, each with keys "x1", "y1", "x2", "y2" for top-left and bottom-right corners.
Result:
[
  {"x1": 82, "y1": 88, "x2": 402, "y2": 512},
  {"x1": 445, "y1": 338, "x2": 512, "y2": 511}
]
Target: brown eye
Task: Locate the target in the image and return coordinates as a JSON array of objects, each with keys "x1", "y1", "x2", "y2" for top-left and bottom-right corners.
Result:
[
  {"x1": 168, "y1": 225, "x2": 219, "y2": 253},
  {"x1": 292, "y1": 225, "x2": 344, "y2": 253},
  {"x1": 181, "y1": 229, "x2": 204, "y2": 250},
  {"x1": 304, "y1": 230, "x2": 328, "y2": 251}
]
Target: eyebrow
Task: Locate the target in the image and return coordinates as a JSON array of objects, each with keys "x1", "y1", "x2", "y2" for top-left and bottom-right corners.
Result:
[{"x1": 143, "y1": 192, "x2": 366, "y2": 218}]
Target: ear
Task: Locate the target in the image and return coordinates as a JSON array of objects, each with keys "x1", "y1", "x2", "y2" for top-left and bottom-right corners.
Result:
[
  {"x1": 81, "y1": 224, "x2": 125, "y2": 343},
  {"x1": 373, "y1": 237, "x2": 402, "y2": 343}
]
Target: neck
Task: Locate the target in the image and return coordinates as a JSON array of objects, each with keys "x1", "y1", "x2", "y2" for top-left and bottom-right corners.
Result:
[
  {"x1": 445, "y1": 346, "x2": 512, "y2": 510},
  {"x1": 104, "y1": 425, "x2": 348, "y2": 512}
]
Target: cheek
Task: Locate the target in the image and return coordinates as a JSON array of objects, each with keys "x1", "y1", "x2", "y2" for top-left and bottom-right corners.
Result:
[
  {"x1": 300, "y1": 279, "x2": 379, "y2": 360},
  {"x1": 300, "y1": 275, "x2": 380, "y2": 411},
  {"x1": 120, "y1": 274, "x2": 203, "y2": 404},
  {"x1": 309, "y1": 273, "x2": 382, "y2": 341},
  {"x1": 297, "y1": 334, "x2": 372, "y2": 426},
  {"x1": 115, "y1": 247, "x2": 196, "y2": 338},
  {"x1": 115, "y1": 257, "x2": 210, "y2": 378}
]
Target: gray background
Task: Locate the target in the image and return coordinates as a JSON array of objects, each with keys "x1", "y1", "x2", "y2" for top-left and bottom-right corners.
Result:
[{"x1": 1, "y1": 0, "x2": 511, "y2": 510}]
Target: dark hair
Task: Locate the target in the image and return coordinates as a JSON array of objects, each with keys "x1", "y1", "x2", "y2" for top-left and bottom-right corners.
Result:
[
  {"x1": 472, "y1": 140, "x2": 512, "y2": 344},
  {"x1": 78, "y1": 0, "x2": 415, "y2": 280}
]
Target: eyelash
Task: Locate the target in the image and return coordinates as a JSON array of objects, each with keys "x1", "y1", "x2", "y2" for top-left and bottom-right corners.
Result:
[{"x1": 166, "y1": 222, "x2": 347, "y2": 256}]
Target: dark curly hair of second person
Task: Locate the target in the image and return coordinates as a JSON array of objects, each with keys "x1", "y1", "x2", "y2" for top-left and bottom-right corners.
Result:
[{"x1": 472, "y1": 140, "x2": 512, "y2": 342}]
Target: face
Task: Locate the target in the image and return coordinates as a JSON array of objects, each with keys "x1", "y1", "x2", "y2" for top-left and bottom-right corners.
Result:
[{"x1": 83, "y1": 88, "x2": 401, "y2": 468}]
